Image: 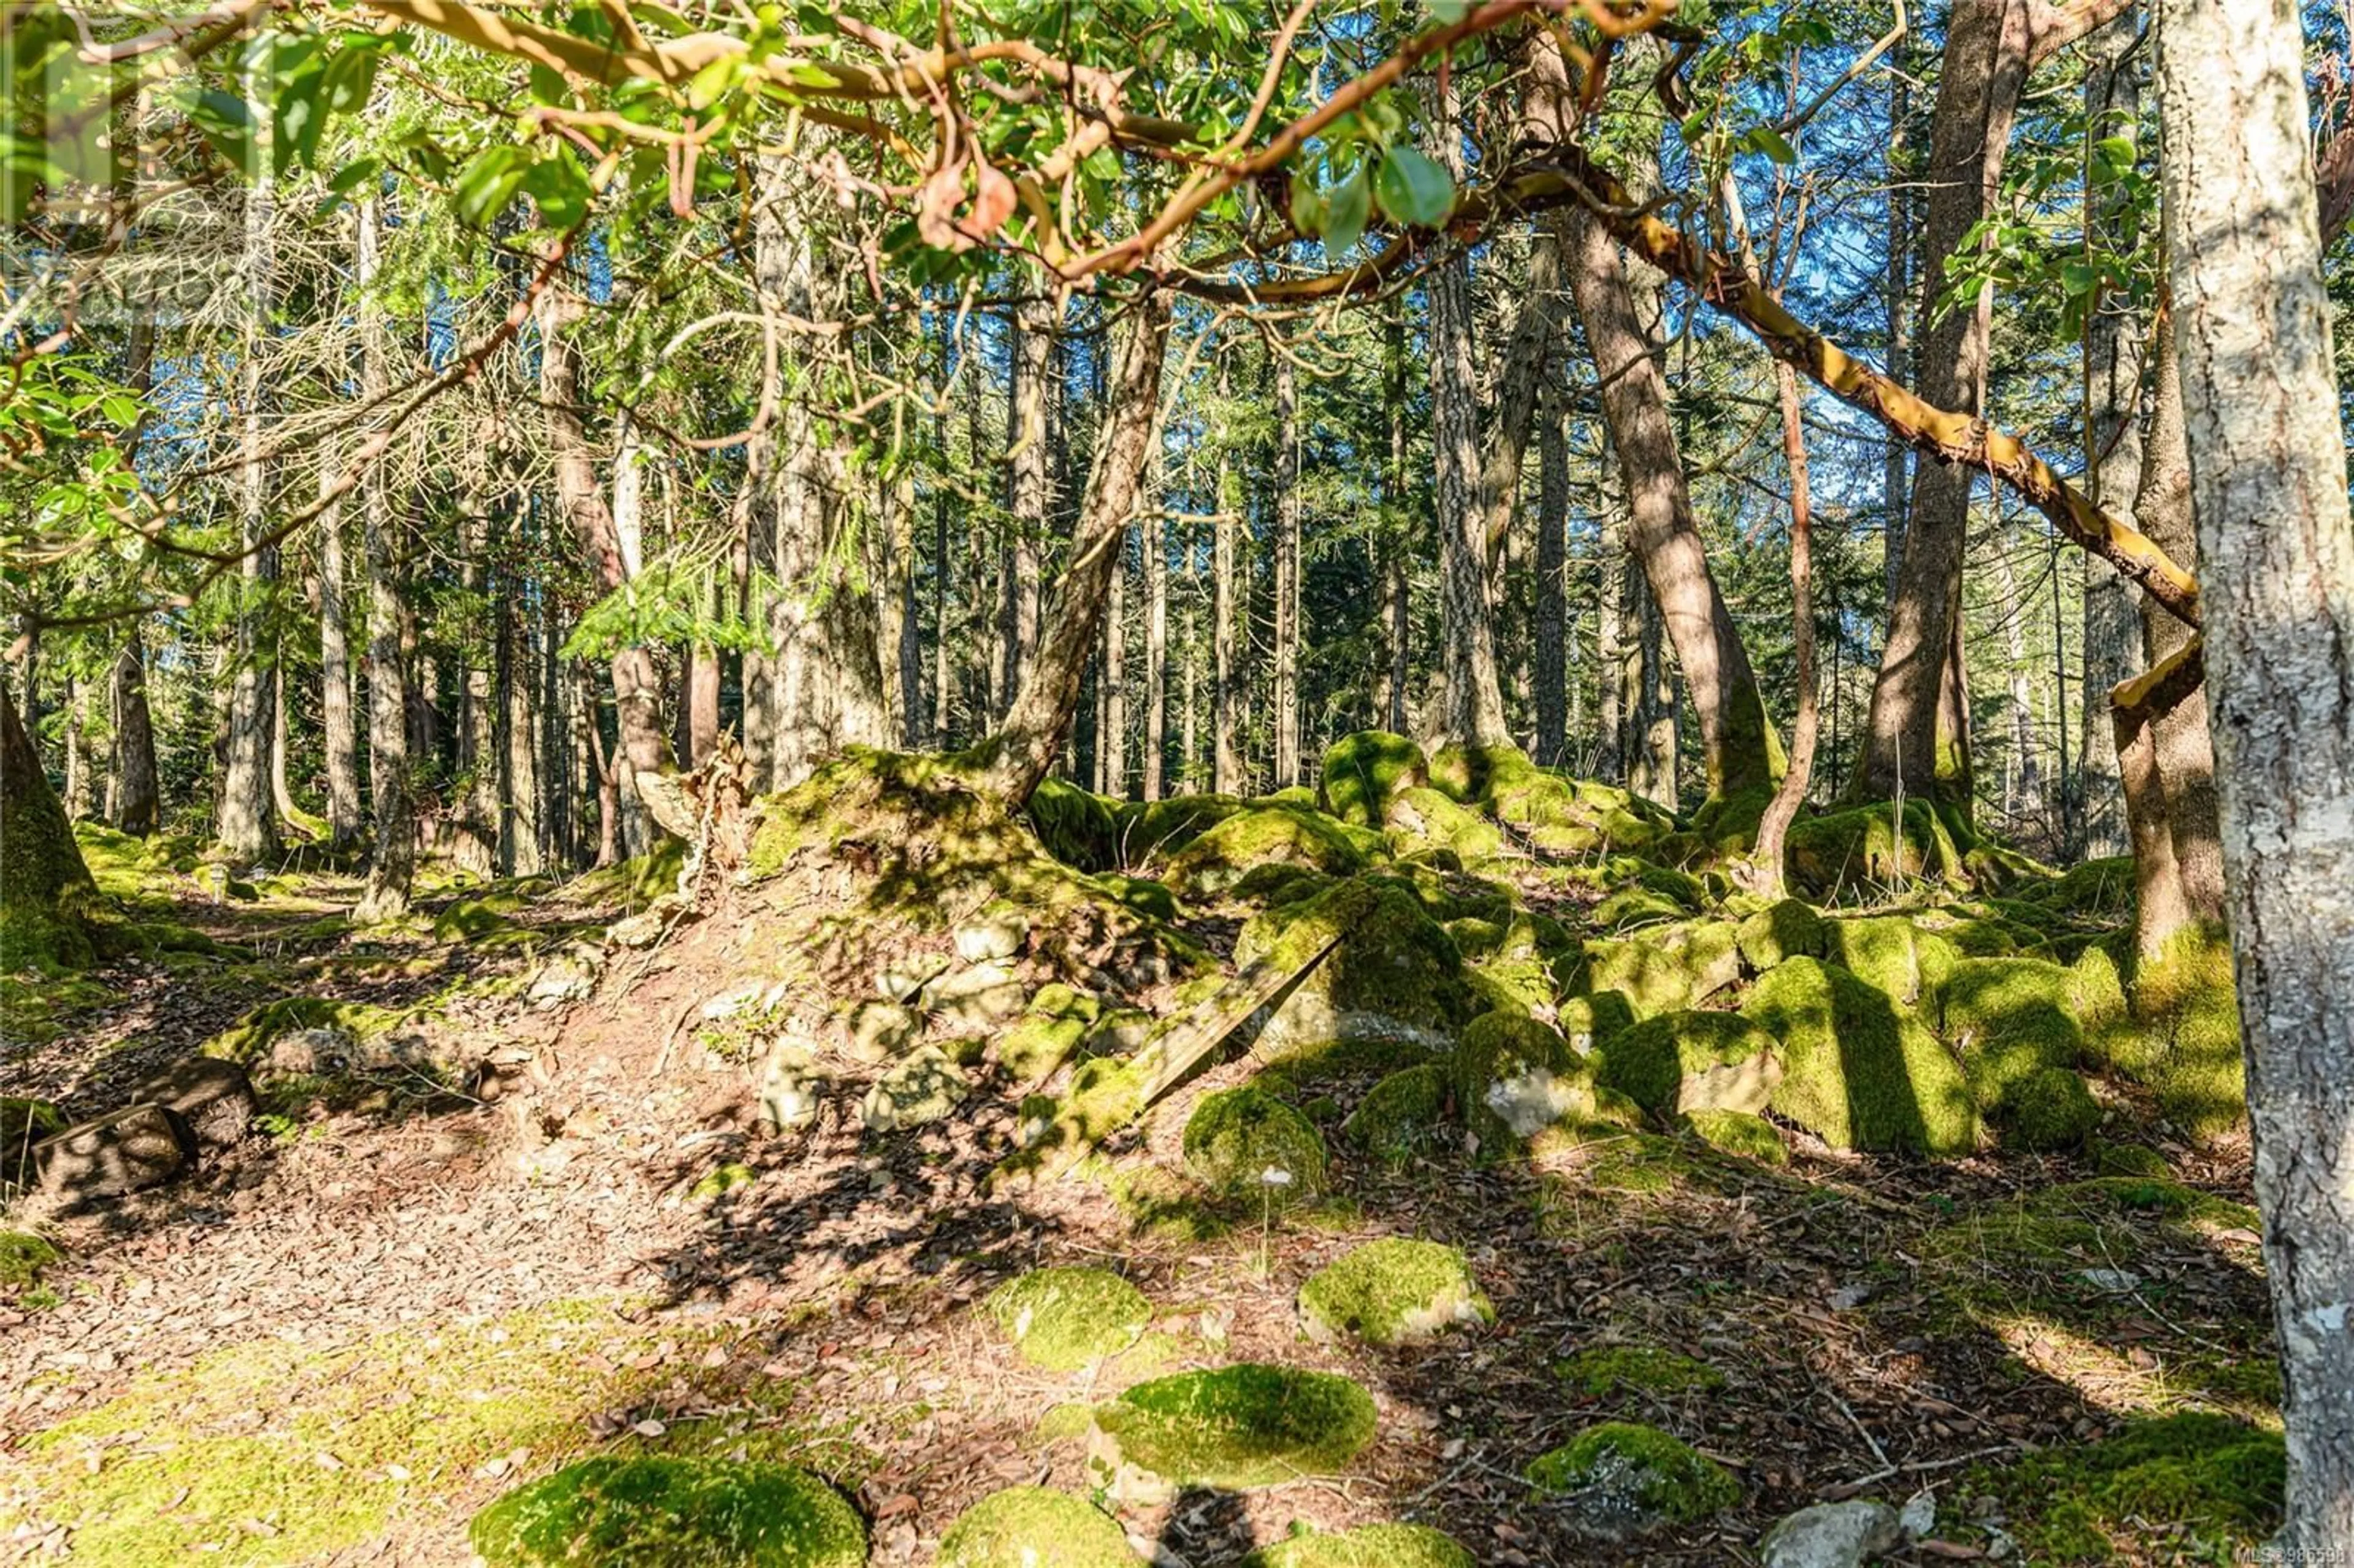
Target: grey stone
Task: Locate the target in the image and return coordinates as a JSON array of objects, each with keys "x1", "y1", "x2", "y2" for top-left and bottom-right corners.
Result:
[
  {"x1": 35, "y1": 1103, "x2": 192, "y2": 1203},
  {"x1": 756, "y1": 1051, "x2": 824, "y2": 1133},
  {"x1": 527, "y1": 954, "x2": 596, "y2": 1007},
  {"x1": 860, "y1": 1046, "x2": 969, "y2": 1132},
  {"x1": 929, "y1": 962, "x2": 1027, "y2": 1029},
  {"x1": 608, "y1": 910, "x2": 666, "y2": 948},
  {"x1": 1758, "y1": 1501, "x2": 1904, "y2": 1568},
  {"x1": 700, "y1": 981, "x2": 768, "y2": 1021},
  {"x1": 876, "y1": 953, "x2": 950, "y2": 1003},
  {"x1": 953, "y1": 909, "x2": 1029, "y2": 964},
  {"x1": 844, "y1": 1002, "x2": 923, "y2": 1064},
  {"x1": 134, "y1": 1057, "x2": 255, "y2": 1151},
  {"x1": 1085, "y1": 1008, "x2": 1156, "y2": 1056},
  {"x1": 1897, "y1": 1490, "x2": 1935, "y2": 1540},
  {"x1": 2074, "y1": 1268, "x2": 2143, "y2": 1294},
  {"x1": 267, "y1": 1026, "x2": 355, "y2": 1080},
  {"x1": 1677, "y1": 1051, "x2": 1785, "y2": 1116},
  {"x1": 1481, "y1": 1065, "x2": 1592, "y2": 1139}
]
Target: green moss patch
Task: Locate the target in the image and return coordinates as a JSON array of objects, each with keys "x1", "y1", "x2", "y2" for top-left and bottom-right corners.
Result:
[
  {"x1": 1591, "y1": 1010, "x2": 1780, "y2": 1115},
  {"x1": 1382, "y1": 786, "x2": 1505, "y2": 864},
  {"x1": 983, "y1": 1266, "x2": 1151, "y2": 1371},
  {"x1": 1739, "y1": 957, "x2": 1981, "y2": 1156},
  {"x1": 1678, "y1": 1108, "x2": 1789, "y2": 1163},
  {"x1": 469, "y1": 1456, "x2": 864, "y2": 1567},
  {"x1": 1933, "y1": 957, "x2": 2087, "y2": 1126},
  {"x1": 1447, "y1": 1012, "x2": 1604, "y2": 1154},
  {"x1": 939, "y1": 1486, "x2": 1136, "y2": 1567},
  {"x1": 0, "y1": 1229, "x2": 63, "y2": 1290},
  {"x1": 1297, "y1": 1239, "x2": 1492, "y2": 1346},
  {"x1": 1343, "y1": 1064, "x2": 1453, "y2": 1165},
  {"x1": 1183, "y1": 1087, "x2": 1328, "y2": 1201},
  {"x1": 2002, "y1": 1067, "x2": 2102, "y2": 1151},
  {"x1": 1573, "y1": 919, "x2": 1741, "y2": 1019},
  {"x1": 1233, "y1": 875, "x2": 1474, "y2": 1058},
  {"x1": 1240, "y1": 1521, "x2": 1476, "y2": 1567},
  {"x1": 1525, "y1": 1420, "x2": 1737, "y2": 1532},
  {"x1": 1164, "y1": 806, "x2": 1374, "y2": 899},
  {"x1": 1321, "y1": 731, "x2": 1428, "y2": 829},
  {"x1": 1824, "y1": 915, "x2": 1955, "y2": 1006},
  {"x1": 1785, "y1": 799, "x2": 1958, "y2": 897},
  {"x1": 1554, "y1": 1345, "x2": 1726, "y2": 1399},
  {"x1": 1963, "y1": 1413, "x2": 2282, "y2": 1562},
  {"x1": 1089, "y1": 1364, "x2": 1377, "y2": 1490},
  {"x1": 2121, "y1": 926, "x2": 2247, "y2": 1141},
  {"x1": 1735, "y1": 898, "x2": 1826, "y2": 972},
  {"x1": 1027, "y1": 777, "x2": 1124, "y2": 871}
]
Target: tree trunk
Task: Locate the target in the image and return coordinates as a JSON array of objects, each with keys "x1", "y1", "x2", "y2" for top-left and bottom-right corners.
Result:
[
  {"x1": 318, "y1": 440, "x2": 361, "y2": 847},
  {"x1": 1598, "y1": 481, "x2": 1632, "y2": 785},
  {"x1": 1856, "y1": 0, "x2": 2041, "y2": 810},
  {"x1": 1, "y1": 681, "x2": 93, "y2": 961},
  {"x1": 61, "y1": 676, "x2": 91, "y2": 821},
  {"x1": 1566, "y1": 205, "x2": 1775, "y2": 797},
  {"x1": 1996, "y1": 541, "x2": 2040, "y2": 820},
  {"x1": 1002, "y1": 297, "x2": 1051, "y2": 707},
  {"x1": 1273, "y1": 354, "x2": 1301, "y2": 786},
  {"x1": 1753, "y1": 358, "x2": 1821, "y2": 894},
  {"x1": 973, "y1": 291, "x2": 1170, "y2": 804},
  {"x1": 1634, "y1": 587, "x2": 1678, "y2": 810},
  {"x1": 1383, "y1": 301, "x2": 1412, "y2": 737},
  {"x1": 354, "y1": 199, "x2": 414, "y2": 921},
  {"x1": 1213, "y1": 358, "x2": 1244, "y2": 794},
  {"x1": 1426, "y1": 78, "x2": 1512, "y2": 750},
  {"x1": 2079, "y1": 9, "x2": 2147, "y2": 856},
  {"x1": 1534, "y1": 382, "x2": 1569, "y2": 767},
  {"x1": 1884, "y1": 60, "x2": 1914, "y2": 622},
  {"x1": 1102, "y1": 527, "x2": 1128, "y2": 797},
  {"x1": 2158, "y1": 0, "x2": 2354, "y2": 1545},
  {"x1": 110, "y1": 637, "x2": 159, "y2": 836},
  {"x1": 218, "y1": 151, "x2": 280, "y2": 864},
  {"x1": 1145, "y1": 506, "x2": 1168, "y2": 801}
]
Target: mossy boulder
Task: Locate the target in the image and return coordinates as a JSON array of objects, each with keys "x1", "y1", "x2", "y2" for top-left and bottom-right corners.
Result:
[
  {"x1": 0, "y1": 1228, "x2": 63, "y2": 1289},
  {"x1": 1116, "y1": 794, "x2": 1247, "y2": 864},
  {"x1": 1678, "y1": 1108, "x2": 1789, "y2": 1164},
  {"x1": 1027, "y1": 777, "x2": 1124, "y2": 871},
  {"x1": 1525, "y1": 1421, "x2": 1737, "y2": 1535},
  {"x1": 984, "y1": 1266, "x2": 1152, "y2": 1371},
  {"x1": 1165, "y1": 807, "x2": 1374, "y2": 899},
  {"x1": 199, "y1": 996, "x2": 413, "y2": 1071},
  {"x1": 2122, "y1": 925, "x2": 2247, "y2": 1140},
  {"x1": 1555, "y1": 991, "x2": 1637, "y2": 1055},
  {"x1": 2002, "y1": 1066, "x2": 2102, "y2": 1151},
  {"x1": 1321, "y1": 731, "x2": 1428, "y2": 828},
  {"x1": 468, "y1": 1456, "x2": 864, "y2": 1567},
  {"x1": 1823, "y1": 915, "x2": 1956, "y2": 1007},
  {"x1": 1342, "y1": 1064, "x2": 1453, "y2": 1165},
  {"x1": 1555, "y1": 1345, "x2": 1726, "y2": 1398},
  {"x1": 1239, "y1": 1523, "x2": 1476, "y2": 1567},
  {"x1": 1183, "y1": 1086, "x2": 1328, "y2": 1200},
  {"x1": 1297, "y1": 1239, "x2": 1493, "y2": 1346},
  {"x1": 1381, "y1": 786, "x2": 1505, "y2": 864},
  {"x1": 1591, "y1": 1010, "x2": 1782, "y2": 1116},
  {"x1": 1572, "y1": 919, "x2": 1742, "y2": 1019},
  {"x1": 1447, "y1": 1012, "x2": 1612, "y2": 1154},
  {"x1": 938, "y1": 1486, "x2": 1136, "y2": 1567},
  {"x1": 1735, "y1": 897, "x2": 1826, "y2": 972},
  {"x1": 1590, "y1": 885, "x2": 1691, "y2": 934},
  {"x1": 1233, "y1": 875, "x2": 1475, "y2": 1058},
  {"x1": 999, "y1": 986, "x2": 1104, "y2": 1084},
  {"x1": 1932, "y1": 956, "x2": 2089, "y2": 1132},
  {"x1": 1785, "y1": 799, "x2": 1961, "y2": 896},
  {"x1": 1088, "y1": 1364, "x2": 1377, "y2": 1491},
  {"x1": 1739, "y1": 957, "x2": 1982, "y2": 1156}
]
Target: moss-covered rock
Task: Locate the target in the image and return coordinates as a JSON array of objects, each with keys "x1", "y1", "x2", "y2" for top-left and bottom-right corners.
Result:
[
  {"x1": 1234, "y1": 875, "x2": 1475, "y2": 1058},
  {"x1": 999, "y1": 986, "x2": 1103, "y2": 1084},
  {"x1": 1239, "y1": 1523, "x2": 1476, "y2": 1567},
  {"x1": 1555, "y1": 991, "x2": 1637, "y2": 1056},
  {"x1": 1448, "y1": 1012, "x2": 1606, "y2": 1154},
  {"x1": 1590, "y1": 885, "x2": 1690, "y2": 934},
  {"x1": 1823, "y1": 915, "x2": 1956, "y2": 1007},
  {"x1": 939, "y1": 1486, "x2": 1136, "y2": 1567},
  {"x1": 1525, "y1": 1421, "x2": 1737, "y2": 1534},
  {"x1": 984, "y1": 1266, "x2": 1151, "y2": 1371},
  {"x1": 1785, "y1": 799, "x2": 1959, "y2": 897},
  {"x1": 1116, "y1": 794, "x2": 1247, "y2": 865},
  {"x1": 1590, "y1": 1010, "x2": 1782, "y2": 1116},
  {"x1": 2001, "y1": 1066, "x2": 2102, "y2": 1151},
  {"x1": 2125, "y1": 924, "x2": 2246, "y2": 1140},
  {"x1": 1932, "y1": 956, "x2": 2088, "y2": 1133},
  {"x1": 1096, "y1": 873, "x2": 1178, "y2": 922},
  {"x1": 1342, "y1": 1064, "x2": 1453, "y2": 1165},
  {"x1": 1321, "y1": 732, "x2": 1429, "y2": 829},
  {"x1": 1297, "y1": 1239, "x2": 1493, "y2": 1346},
  {"x1": 1738, "y1": 957, "x2": 1982, "y2": 1156},
  {"x1": 1027, "y1": 777, "x2": 1124, "y2": 871},
  {"x1": 468, "y1": 1456, "x2": 864, "y2": 1567},
  {"x1": 1183, "y1": 1086, "x2": 1328, "y2": 1200},
  {"x1": 1089, "y1": 1364, "x2": 1377, "y2": 1491},
  {"x1": 0, "y1": 1228, "x2": 63, "y2": 1289},
  {"x1": 1963, "y1": 1412, "x2": 2282, "y2": 1562},
  {"x1": 1381, "y1": 786, "x2": 1504, "y2": 864},
  {"x1": 1572, "y1": 919, "x2": 1742, "y2": 1019},
  {"x1": 1164, "y1": 807, "x2": 1374, "y2": 899},
  {"x1": 1554, "y1": 1345, "x2": 1726, "y2": 1398},
  {"x1": 1735, "y1": 897, "x2": 1826, "y2": 972},
  {"x1": 2090, "y1": 1138, "x2": 2173, "y2": 1178},
  {"x1": 1678, "y1": 1108, "x2": 1789, "y2": 1164}
]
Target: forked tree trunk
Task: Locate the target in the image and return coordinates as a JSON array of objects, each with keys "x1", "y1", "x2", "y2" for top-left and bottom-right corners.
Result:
[
  {"x1": 2159, "y1": 0, "x2": 2354, "y2": 1545},
  {"x1": 973, "y1": 291, "x2": 1171, "y2": 804},
  {"x1": 1566, "y1": 205, "x2": 1775, "y2": 797}
]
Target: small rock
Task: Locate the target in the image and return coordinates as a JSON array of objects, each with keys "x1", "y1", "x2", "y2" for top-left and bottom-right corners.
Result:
[
  {"x1": 699, "y1": 982, "x2": 768, "y2": 1022},
  {"x1": 844, "y1": 1002, "x2": 923, "y2": 1065},
  {"x1": 526, "y1": 954, "x2": 596, "y2": 1008},
  {"x1": 34, "y1": 1104, "x2": 193, "y2": 1205},
  {"x1": 1827, "y1": 1281, "x2": 1875, "y2": 1311},
  {"x1": 875, "y1": 954, "x2": 950, "y2": 1003},
  {"x1": 756, "y1": 1051, "x2": 824, "y2": 1133},
  {"x1": 1897, "y1": 1490, "x2": 1935, "y2": 1540},
  {"x1": 929, "y1": 962, "x2": 1028, "y2": 1030},
  {"x1": 608, "y1": 910, "x2": 666, "y2": 948},
  {"x1": 133, "y1": 1057, "x2": 256, "y2": 1151},
  {"x1": 1758, "y1": 1499, "x2": 1903, "y2": 1568},
  {"x1": 266, "y1": 1026, "x2": 354, "y2": 1081},
  {"x1": 861, "y1": 1046, "x2": 970, "y2": 1133},
  {"x1": 953, "y1": 908, "x2": 1029, "y2": 964},
  {"x1": 2074, "y1": 1268, "x2": 2143, "y2": 1294}
]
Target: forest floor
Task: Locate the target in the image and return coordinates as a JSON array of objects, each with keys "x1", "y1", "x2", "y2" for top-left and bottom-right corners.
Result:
[{"x1": 0, "y1": 778, "x2": 2285, "y2": 1567}]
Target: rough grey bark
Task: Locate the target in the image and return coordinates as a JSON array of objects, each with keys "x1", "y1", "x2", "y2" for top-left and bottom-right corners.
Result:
[
  {"x1": 1213, "y1": 359, "x2": 1244, "y2": 794},
  {"x1": 2079, "y1": 10, "x2": 2147, "y2": 856},
  {"x1": 353, "y1": 199, "x2": 413, "y2": 922},
  {"x1": 1102, "y1": 527, "x2": 1127, "y2": 796},
  {"x1": 1634, "y1": 585, "x2": 1678, "y2": 810},
  {"x1": 1273, "y1": 354, "x2": 1301, "y2": 787},
  {"x1": 317, "y1": 441, "x2": 361, "y2": 848},
  {"x1": 1426, "y1": 77, "x2": 1513, "y2": 749},
  {"x1": 110, "y1": 638, "x2": 158, "y2": 836},
  {"x1": 1145, "y1": 507, "x2": 1167, "y2": 801},
  {"x1": 1884, "y1": 61, "x2": 1914, "y2": 620},
  {"x1": 2160, "y1": 0, "x2": 2354, "y2": 1547},
  {"x1": 1597, "y1": 474, "x2": 1632, "y2": 785},
  {"x1": 1383, "y1": 302, "x2": 1411, "y2": 737},
  {"x1": 973, "y1": 291, "x2": 1171, "y2": 804},
  {"x1": 1566, "y1": 205, "x2": 1775, "y2": 798},
  {"x1": 218, "y1": 146, "x2": 279, "y2": 864},
  {"x1": 1002, "y1": 297, "x2": 1051, "y2": 706},
  {"x1": 1534, "y1": 382, "x2": 1569, "y2": 767}
]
